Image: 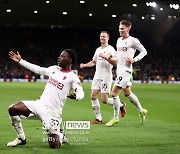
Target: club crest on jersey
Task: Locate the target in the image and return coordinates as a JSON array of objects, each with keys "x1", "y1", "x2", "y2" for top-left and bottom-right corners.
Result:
[
  {"x1": 52, "y1": 72, "x2": 55, "y2": 74},
  {"x1": 63, "y1": 76, "x2": 67, "y2": 80}
]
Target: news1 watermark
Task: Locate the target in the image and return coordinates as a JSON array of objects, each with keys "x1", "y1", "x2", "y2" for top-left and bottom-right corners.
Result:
[
  {"x1": 42, "y1": 121, "x2": 90, "y2": 145},
  {"x1": 63, "y1": 121, "x2": 90, "y2": 130}
]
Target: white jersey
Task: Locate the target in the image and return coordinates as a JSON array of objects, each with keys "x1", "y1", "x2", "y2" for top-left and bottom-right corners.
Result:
[
  {"x1": 116, "y1": 36, "x2": 147, "y2": 75},
  {"x1": 93, "y1": 45, "x2": 116, "y2": 81},
  {"x1": 19, "y1": 59, "x2": 84, "y2": 116}
]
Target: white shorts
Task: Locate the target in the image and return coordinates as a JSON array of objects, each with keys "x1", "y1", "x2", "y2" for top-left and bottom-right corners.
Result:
[
  {"x1": 91, "y1": 78, "x2": 112, "y2": 94},
  {"x1": 114, "y1": 71, "x2": 132, "y2": 89},
  {"x1": 22, "y1": 100, "x2": 62, "y2": 135}
]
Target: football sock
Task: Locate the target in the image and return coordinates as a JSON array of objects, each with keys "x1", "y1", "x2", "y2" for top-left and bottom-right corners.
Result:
[
  {"x1": 107, "y1": 98, "x2": 114, "y2": 106},
  {"x1": 92, "y1": 99, "x2": 102, "y2": 121},
  {"x1": 10, "y1": 116, "x2": 26, "y2": 140},
  {"x1": 128, "y1": 92, "x2": 143, "y2": 112},
  {"x1": 113, "y1": 96, "x2": 121, "y2": 120}
]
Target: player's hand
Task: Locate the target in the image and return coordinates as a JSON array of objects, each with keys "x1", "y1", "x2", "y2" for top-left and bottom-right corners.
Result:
[
  {"x1": 80, "y1": 63, "x2": 85, "y2": 69},
  {"x1": 8, "y1": 51, "x2": 22, "y2": 63},
  {"x1": 99, "y1": 53, "x2": 112, "y2": 60},
  {"x1": 126, "y1": 57, "x2": 135, "y2": 65},
  {"x1": 67, "y1": 93, "x2": 76, "y2": 99}
]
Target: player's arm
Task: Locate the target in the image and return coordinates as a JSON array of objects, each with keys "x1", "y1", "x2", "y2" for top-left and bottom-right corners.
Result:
[
  {"x1": 8, "y1": 51, "x2": 49, "y2": 76},
  {"x1": 99, "y1": 52, "x2": 117, "y2": 66},
  {"x1": 67, "y1": 77, "x2": 84, "y2": 100},
  {"x1": 127, "y1": 39, "x2": 147, "y2": 64},
  {"x1": 80, "y1": 60, "x2": 96, "y2": 69},
  {"x1": 133, "y1": 38, "x2": 147, "y2": 62}
]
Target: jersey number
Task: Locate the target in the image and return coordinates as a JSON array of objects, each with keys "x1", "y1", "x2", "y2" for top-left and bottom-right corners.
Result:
[{"x1": 116, "y1": 76, "x2": 122, "y2": 84}]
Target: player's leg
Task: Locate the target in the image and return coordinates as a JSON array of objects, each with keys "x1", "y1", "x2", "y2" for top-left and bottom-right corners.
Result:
[
  {"x1": 105, "y1": 85, "x2": 121, "y2": 126},
  {"x1": 106, "y1": 72, "x2": 130, "y2": 127},
  {"x1": 7, "y1": 102, "x2": 30, "y2": 147},
  {"x1": 43, "y1": 116, "x2": 64, "y2": 148},
  {"x1": 91, "y1": 89, "x2": 102, "y2": 124},
  {"x1": 47, "y1": 130, "x2": 67, "y2": 148},
  {"x1": 123, "y1": 87, "x2": 147, "y2": 123},
  {"x1": 101, "y1": 80, "x2": 114, "y2": 106},
  {"x1": 90, "y1": 79, "x2": 102, "y2": 124}
]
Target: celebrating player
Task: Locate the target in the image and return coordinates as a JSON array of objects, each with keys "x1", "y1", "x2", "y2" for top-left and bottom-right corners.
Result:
[
  {"x1": 80, "y1": 31, "x2": 126, "y2": 124},
  {"x1": 102, "y1": 20, "x2": 147, "y2": 126},
  {"x1": 7, "y1": 49, "x2": 84, "y2": 148}
]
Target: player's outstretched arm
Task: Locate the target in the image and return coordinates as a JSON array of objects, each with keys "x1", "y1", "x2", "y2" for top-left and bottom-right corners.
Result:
[
  {"x1": 8, "y1": 51, "x2": 22, "y2": 63},
  {"x1": 80, "y1": 61, "x2": 96, "y2": 69},
  {"x1": 9, "y1": 51, "x2": 49, "y2": 76}
]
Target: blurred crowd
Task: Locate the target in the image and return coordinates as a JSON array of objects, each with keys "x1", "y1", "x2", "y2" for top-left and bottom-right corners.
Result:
[{"x1": 0, "y1": 26, "x2": 180, "y2": 81}]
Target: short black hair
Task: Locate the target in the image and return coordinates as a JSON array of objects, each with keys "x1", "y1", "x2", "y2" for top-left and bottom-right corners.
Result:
[{"x1": 64, "y1": 49, "x2": 77, "y2": 64}]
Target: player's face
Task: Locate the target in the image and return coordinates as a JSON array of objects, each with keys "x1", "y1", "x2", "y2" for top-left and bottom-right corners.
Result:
[
  {"x1": 100, "y1": 33, "x2": 109, "y2": 45},
  {"x1": 119, "y1": 24, "x2": 129, "y2": 37},
  {"x1": 57, "y1": 51, "x2": 71, "y2": 67}
]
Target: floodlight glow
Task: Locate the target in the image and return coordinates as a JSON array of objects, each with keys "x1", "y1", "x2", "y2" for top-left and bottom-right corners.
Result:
[
  {"x1": 6, "y1": 9, "x2": 11, "y2": 12},
  {"x1": 46, "y1": 1, "x2": 49, "y2": 3},
  {"x1": 104, "y1": 4, "x2": 108, "y2": 7},
  {"x1": 89, "y1": 13, "x2": 92, "y2": 16},
  {"x1": 112, "y1": 15, "x2": 116, "y2": 18},
  {"x1": 174, "y1": 4, "x2": 179, "y2": 9},
  {"x1": 146, "y1": 2, "x2": 149, "y2": 6},
  {"x1": 141, "y1": 16, "x2": 145, "y2": 19},
  {"x1": 170, "y1": 4, "x2": 179, "y2": 9},
  {"x1": 146, "y1": 2, "x2": 156, "y2": 7},
  {"x1": 132, "y1": 4, "x2": 137, "y2": 7},
  {"x1": 80, "y1": 1, "x2": 85, "y2": 4},
  {"x1": 63, "y1": 12, "x2": 67, "y2": 15},
  {"x1": 34, "y1": 10, "x2": 38, "y2": 14},
  {"x1": 151, "y1": 16, "x2": 155, "y2": 20}
]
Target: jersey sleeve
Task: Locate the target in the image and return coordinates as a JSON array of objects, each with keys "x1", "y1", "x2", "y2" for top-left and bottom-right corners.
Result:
[
  {"x1": 133, "y1": 38, "x2": 147, "y2": 62},
  {"x1": 92, "y1": 49, "x2": 98, "y2": 62},
  {"x1": 110, "y1": 46, "x2": 116, "y2": 57},
  {"x1": 19, "y1": 59, "x2": 51, "y2": 76},
  {"x1": 72, "y1": 75, "x2": 84, "y2": 100}
]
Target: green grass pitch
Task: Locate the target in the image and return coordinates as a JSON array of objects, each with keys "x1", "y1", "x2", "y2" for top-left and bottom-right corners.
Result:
[{"x1": 0, "y1": 82, "x2": 180, "y2": 154}]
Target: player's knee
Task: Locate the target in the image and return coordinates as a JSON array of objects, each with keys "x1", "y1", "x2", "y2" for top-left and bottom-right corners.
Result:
[
  {"x1": 48, "y1": 134, "x2": 61, "y2": 149},
  {"x1": 101, "y1": 98, "x2": 108, "y2": 104},
  {"x1": 111, "y1": 92, "x2": 116, "y2": 98},
  {"x1": 8, "y1": 104, "x2": 16, "y2": 115},
  {"x1": 8, "y1": 103, "x2": 22, "y2": 116},
  {"x1": 49, "y1": 143, "x2": 61, "y2": 149},
  {"x1": 124, "y1": 93, "x2": 129, "y2": 97},
  {"x1": 91, "y1": 95, "x2": 97, "y2": 100}
]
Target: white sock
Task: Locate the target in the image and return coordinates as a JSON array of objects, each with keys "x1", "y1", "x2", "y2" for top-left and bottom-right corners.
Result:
[
  {"x1": 10, "y1": 116, "x2": 26, "y2": 140},
  {"x1": 92, "y1": 99, "x2": 102, "y2": 121},
  {"x1": 112, "y1": 96, "x2": 122, "y2": 120},
  {"x1": 128, "y1": 92, "x2": 143, "y2": 112},
  {"x1": 107, "y1": 98, "x2": 114, "y2": 106}
]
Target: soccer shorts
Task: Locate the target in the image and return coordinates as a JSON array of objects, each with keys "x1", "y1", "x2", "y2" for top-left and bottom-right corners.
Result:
[
  {"x1": 114, "y1": 71, "x2": 132, "y2": 89},
  {"x1": 91, "y1": 78, "x2": 112, "y2": 94},
  {"x1": 22, "y1": 100, "x2": 62, "y2": 135}
]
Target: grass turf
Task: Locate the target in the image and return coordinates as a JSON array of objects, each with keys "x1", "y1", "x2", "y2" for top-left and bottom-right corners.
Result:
[{"x1": 0, "y1": 82, "x2": 180, "y2": 154}]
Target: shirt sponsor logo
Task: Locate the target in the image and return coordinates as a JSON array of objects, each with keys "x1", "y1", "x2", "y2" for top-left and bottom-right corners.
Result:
[
  {"x1": 48, "y1": 77, "x2": 64, "y2": 90},
  {"x1": 118, "y1": 47, "x2": 127, "y2": 52}
]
